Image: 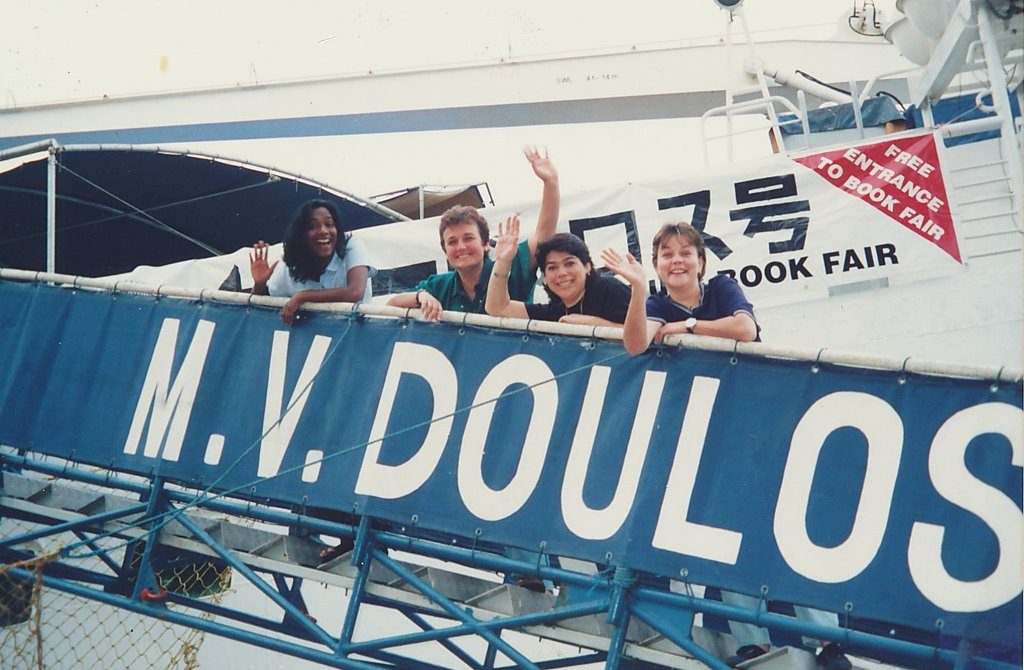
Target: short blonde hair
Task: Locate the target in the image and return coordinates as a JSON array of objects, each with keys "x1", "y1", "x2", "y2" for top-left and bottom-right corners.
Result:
[{"x1": 438, "y1": 205, "x2": 489, "y2": 250}]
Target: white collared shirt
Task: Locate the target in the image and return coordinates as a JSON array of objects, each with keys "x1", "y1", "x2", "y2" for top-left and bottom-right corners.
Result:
[{"x1": 267, "y1": 236, "x2": 376, "y2": 302}]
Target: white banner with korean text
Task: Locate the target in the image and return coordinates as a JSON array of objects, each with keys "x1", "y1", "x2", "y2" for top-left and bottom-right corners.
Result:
[{"x1": 359, "y1": 131, "x2": 965, "y2": 307}]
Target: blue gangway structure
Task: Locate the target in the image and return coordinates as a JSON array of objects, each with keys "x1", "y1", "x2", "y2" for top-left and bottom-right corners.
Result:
[{"x1": 0, "y1": 270, "x2": 1020, "y2": 669}]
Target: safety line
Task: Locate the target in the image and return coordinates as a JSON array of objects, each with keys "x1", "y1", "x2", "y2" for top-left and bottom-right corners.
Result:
[
  {"x1": 60, "y1": 321, "x2": 630, "y2": 560},
  {"x1": 0, "y1": 178, "x2": 279, "y2": 245},
  {"x1": 57, "y1": 160, "x2": 222, "y2": 255}
]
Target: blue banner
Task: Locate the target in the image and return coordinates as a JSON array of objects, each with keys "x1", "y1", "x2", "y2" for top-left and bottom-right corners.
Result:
[{"x1": 0, "y1": 279, "x2": 1020, "y2": 645}]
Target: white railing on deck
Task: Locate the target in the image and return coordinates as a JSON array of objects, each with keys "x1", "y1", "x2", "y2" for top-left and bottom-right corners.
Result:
[{"x1": 2, "y1": 268, "x2": 1019, "y2": 384}]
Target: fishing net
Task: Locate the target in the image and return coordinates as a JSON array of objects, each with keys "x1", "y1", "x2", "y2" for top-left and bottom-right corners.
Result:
[{"x1": 1, "y1": 516, "x2": 231, "y2": 670}]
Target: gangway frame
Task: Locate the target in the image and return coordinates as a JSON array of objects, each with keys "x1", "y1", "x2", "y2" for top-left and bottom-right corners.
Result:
[
  {"x1": 1, "y1": 270, "x2": 1020, "y2": 670},
  {"x1": 2, "y1": 450, "x2": 1013, "y2": 670}
]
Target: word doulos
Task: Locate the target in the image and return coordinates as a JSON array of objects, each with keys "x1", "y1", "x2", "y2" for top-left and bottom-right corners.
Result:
[
  {"x1": 120, "y1": 318, "x2": 1022, "y2": 617},
  {"x1": 353, "y1": 341, "x2": 1019, "y2": 612}
]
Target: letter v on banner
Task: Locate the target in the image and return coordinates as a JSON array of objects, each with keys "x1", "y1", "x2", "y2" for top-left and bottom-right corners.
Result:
[
  {"x1": 257, "y1": 330, "x2": 332, "y2": 478},
  {"x1": 793, "y1": 132, "x2": 962, "y2": 263}
]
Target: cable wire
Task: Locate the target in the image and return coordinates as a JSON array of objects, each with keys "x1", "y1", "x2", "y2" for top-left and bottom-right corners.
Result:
[
  {"x1": 57, "y1": 160, "x2": 222, "y2": 255},
  {"x1": 60, "y1": 317, "x2": 631, "y2": 560}
]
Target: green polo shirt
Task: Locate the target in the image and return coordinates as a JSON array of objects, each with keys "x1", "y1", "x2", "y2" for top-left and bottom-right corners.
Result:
[{"x1": 415, "y1": 241, "x2": 534, "y2": 313}]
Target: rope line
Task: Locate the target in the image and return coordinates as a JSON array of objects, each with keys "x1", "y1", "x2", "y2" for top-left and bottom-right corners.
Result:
[
  {"x1": 61, "y1": 328, "x2": 630, "y2": 560},
  {"x1": 61, "y1": 316, "x2": 356, "y2": 558},
  {"x1": 0, "y1": 179, "x2": 276, "y2": 245},
  {"x1": 57, "y1": 161, "x2": 221, "y2": 255}
]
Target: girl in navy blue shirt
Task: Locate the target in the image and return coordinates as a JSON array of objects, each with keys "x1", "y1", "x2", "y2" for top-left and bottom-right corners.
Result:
[{"x1": 603, "y1": 222, "x2": 759, "y2": 354}]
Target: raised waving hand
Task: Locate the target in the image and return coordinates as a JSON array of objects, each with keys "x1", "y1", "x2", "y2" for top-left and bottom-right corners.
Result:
[
  {"x1": 249, "y1": 241, "x2": 278, "y2": 294},
  {"x1": 600, "y1": 248, "x2": 646, "y2": 288},
  {"x1": 494, "y1": 215, "x2": 521, "y2": 267}
]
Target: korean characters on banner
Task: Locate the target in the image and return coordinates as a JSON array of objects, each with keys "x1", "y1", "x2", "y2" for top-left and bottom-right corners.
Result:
[
  {"x1": 359, "y1": 130, "x2": 963, "y2": 308},
  {"x1": 626, "y1": 132, "x2": 963, "y2": 307}
]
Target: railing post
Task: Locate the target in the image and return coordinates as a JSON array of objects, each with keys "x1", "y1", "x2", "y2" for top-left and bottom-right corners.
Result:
[
  {"x1": 128, "y1": 476, "x2": 167, "y2": 603},
  {"x1": 337, "y1": 515, "x2": 372, "y2": 651},
  {"x1": 46, "y1": 146, "x2": 57, "y2": 273},
  {"x1": 604, "y1": 567, "x2": 636, "y2": 670}
]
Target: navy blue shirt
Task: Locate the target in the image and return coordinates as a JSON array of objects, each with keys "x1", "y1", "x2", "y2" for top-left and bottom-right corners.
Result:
[{"x1": 645, "y1": 275, "x2": 760, "y2": 341}]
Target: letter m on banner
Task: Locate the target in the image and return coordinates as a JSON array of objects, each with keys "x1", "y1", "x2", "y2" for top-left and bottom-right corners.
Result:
[{"x1": 123, "y1": 318, "x2": 215, "y2": 462}]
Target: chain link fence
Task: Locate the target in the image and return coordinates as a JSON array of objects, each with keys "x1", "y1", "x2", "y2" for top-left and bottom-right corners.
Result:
[{"x1": 1, "y1": 516, "x2": 231, "y2": 669}]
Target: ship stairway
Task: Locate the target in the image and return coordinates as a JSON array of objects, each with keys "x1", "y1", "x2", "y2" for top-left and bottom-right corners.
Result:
[
  {"x1": 0, "y1": 466, "x2": 970, "y2": 670},
  {"x1": 0, "y1": 271, "x2": 1020, "y2": 669}
]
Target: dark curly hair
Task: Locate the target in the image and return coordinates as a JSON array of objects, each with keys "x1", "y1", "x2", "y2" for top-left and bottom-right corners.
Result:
[
  {"x1": 282, "y1": 199, "x2": 350, "y2": 283},
  {"x1": 535, "y1": 233, "x2": 595, "y2": 302}
]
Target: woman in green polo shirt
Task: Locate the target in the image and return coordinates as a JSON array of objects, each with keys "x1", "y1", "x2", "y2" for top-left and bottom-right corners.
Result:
[{"x1": 386, "y1": 147, "x2": 559, "y2": 320}]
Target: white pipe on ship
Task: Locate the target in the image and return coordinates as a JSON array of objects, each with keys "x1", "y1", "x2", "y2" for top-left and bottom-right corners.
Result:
[{"x1": 755, "y1": 64, "x2": 853, "y2": 105}]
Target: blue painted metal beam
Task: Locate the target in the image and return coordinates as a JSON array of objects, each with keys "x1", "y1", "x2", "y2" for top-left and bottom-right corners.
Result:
[
  {"x1": 403, "y1": 610, "x2": 485, "y2": 670},
  {"x1": 4, "y1": 566, "x2": 387, "y2": 670},
  {"x1": 346, "y1": 599, "x2": 610, "y2": 652},
  {"x1": 5, "y1": 454, "x2": 599, "y2": 592},
  {"x1": 0, "y1": 501, "x2": 148, "y2": 550},
  {"x1": 356, "y1": 647, "x2": 464, "y2": 670},
  {"x1": 604, "y1": 566, "x2": 635, "y2": 670},
  {"x1": 483, "y1": 643, "x2": 498, "y2": 670},
  {"x1": 272, "y1": 573, "x2": 314, "y2": 631},
  {"x1": 6, "y1": 453, "x2": 1017, "y2": 670},
  {"x1": 161, "y1": 589, "x2": 324, "y2": 643},
  {"x1": 71, "y1": 530, "x2": 123, "y2": 574},
  {"x1": 337, "y1": 515, "x2": 372, "y2": 652},
  {"x1": 603, "y1": 575, "x2": 631, "y2": 670},
  {"x1": 632, "y1": 586, "x2": 1015, "y2": 670},
  {"x1": 371, "y1": 532, "x2": 604, "y2": 592},
  {"x1": 2, "y1": 454, "x2": 357, "y2": 541},
  {"x1": 128, "y1": 476, "x2": 169, "y2": 602},
  {"x1": 631, "y1": 603, "x2": 730, "y2": 670},
  {"x1": 371, "y1": 548, "x2": 542, "y2": 670},
  {"x1": 495, "y1": 652, "x2": 607, "y2": 669},
  {"x1": 0, "y1": 548, "x2": 120, "y2": 589},
  {"x1": 173, "y1": 509, "x2": 337, "y2": 649}
]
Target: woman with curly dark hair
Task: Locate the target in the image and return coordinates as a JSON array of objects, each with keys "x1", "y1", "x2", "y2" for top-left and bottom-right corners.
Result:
[
  {"x1": 485, "y1": 221, "x2": 629, "y2": 327},
  {"x1": 250, "y1": 199, "x2": 376, "y2": 325}
]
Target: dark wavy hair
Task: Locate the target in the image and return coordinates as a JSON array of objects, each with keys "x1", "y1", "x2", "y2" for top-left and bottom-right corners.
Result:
[
  {"x1": 535, "y1": 233, "x2": 595, "y2": 302},
  {"x1": 282, "y1": 199, "x2": 350, "y2": 283}
]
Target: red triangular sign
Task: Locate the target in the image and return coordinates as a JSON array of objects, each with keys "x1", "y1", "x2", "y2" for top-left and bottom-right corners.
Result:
[{"x1": 794, "y1": 134, "x2": 962, "y2": 263}]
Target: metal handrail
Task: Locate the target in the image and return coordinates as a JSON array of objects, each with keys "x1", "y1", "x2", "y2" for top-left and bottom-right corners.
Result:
[
  {"x1": 700, "y1": 94, "x2": 806, "y2": 165},
  {"x1": 2, "y1": 267, "x2": 1018, "y2": 383}
]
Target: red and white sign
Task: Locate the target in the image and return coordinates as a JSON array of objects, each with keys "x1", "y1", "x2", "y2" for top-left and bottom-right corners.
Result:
[
  {"x1": 794, "y1": 134, "x2": 961, "y2": 263},
  {"x1": 134, "y1": 131, "x2": 964, "y2": 308},
  {"x1": 352, "y1": 130, "x2": 965, "y2": 308}
]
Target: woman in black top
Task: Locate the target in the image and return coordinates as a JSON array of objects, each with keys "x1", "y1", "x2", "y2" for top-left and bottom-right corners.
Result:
[{"x1": 486, "y1": 217, "x2": 630, "y2": 326}]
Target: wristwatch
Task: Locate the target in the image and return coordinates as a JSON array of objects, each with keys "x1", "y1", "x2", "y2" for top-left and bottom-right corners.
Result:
[{"x1": 684, "y1": 317, "x2": 697, "y2": 334}]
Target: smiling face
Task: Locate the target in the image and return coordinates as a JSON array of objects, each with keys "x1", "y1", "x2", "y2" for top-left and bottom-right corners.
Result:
[
  {"x1": 654, "y1": 234, "x2": 705, "y2": 293},
  {"x1": 442, "y1": 221, "x2": 487, "y2": 273},
  {"x1": 305, "y1": 206, "x2": 338, "y2": 260},
  {"x1": 543, "y1": 250, "x2": 590, "y2": 306}
]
